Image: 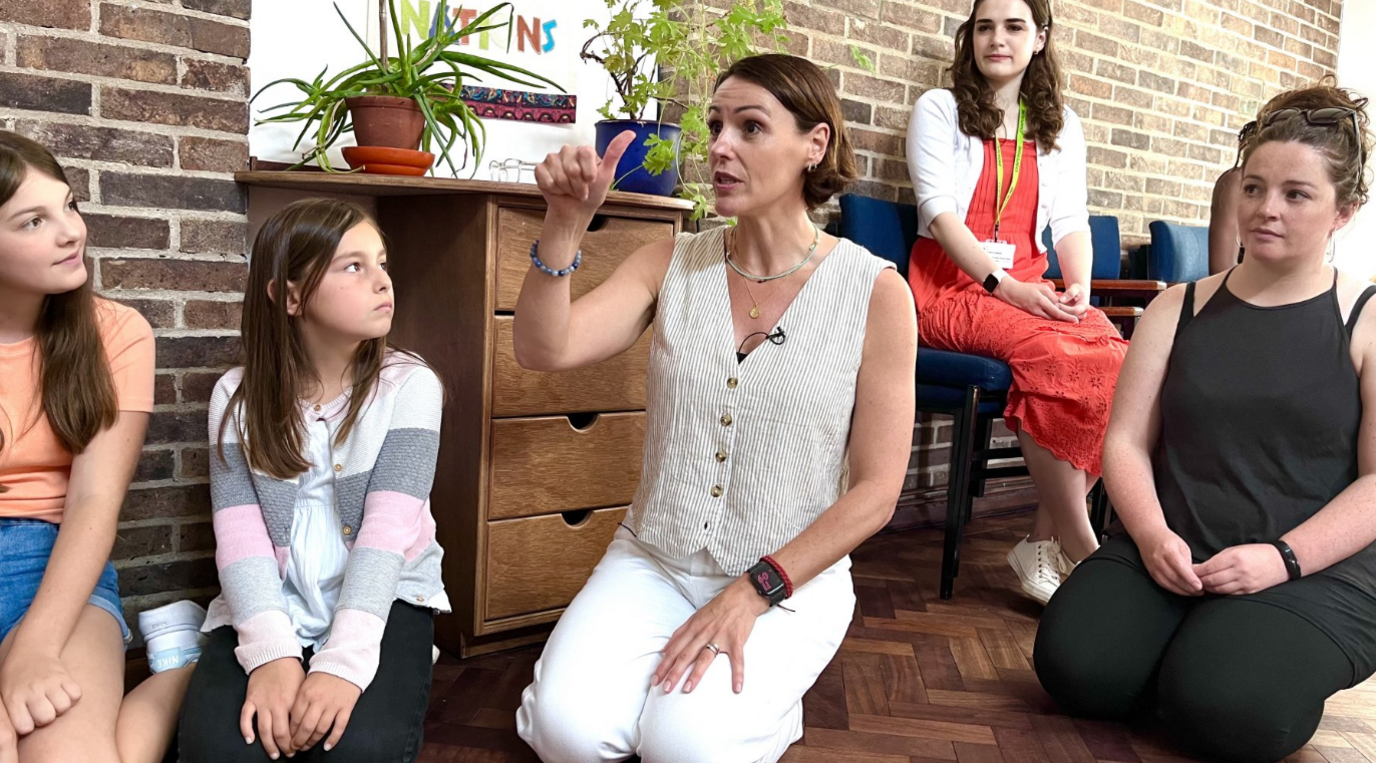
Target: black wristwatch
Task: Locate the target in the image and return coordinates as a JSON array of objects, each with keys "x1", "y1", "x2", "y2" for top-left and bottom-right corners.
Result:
[
  {"x1": 983, "y1": 268, "x2": 1007, "y2": 294},
  {"x1": 746, "y1": 560, "x2": 788, "y2": 606},
  {"x1": 1270, "y1": 540, "x2": 1302, "y2": 581}
]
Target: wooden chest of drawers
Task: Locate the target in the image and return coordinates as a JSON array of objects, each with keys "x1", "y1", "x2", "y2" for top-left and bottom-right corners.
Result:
[{"x1": 238, "y1": 173, "x2": 690, "y2": 656}]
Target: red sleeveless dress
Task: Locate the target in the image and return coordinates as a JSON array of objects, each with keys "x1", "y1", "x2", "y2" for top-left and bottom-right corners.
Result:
[{"x1": 909, "y1": 139, "x2": 1126, "y2": 476}]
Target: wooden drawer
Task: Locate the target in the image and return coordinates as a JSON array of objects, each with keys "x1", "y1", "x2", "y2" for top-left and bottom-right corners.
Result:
[
  {"x1": 484, "y1": 506, "x2": 626, "y2": 621},
  {"x1": 494, "y1": 207, "x2": 675, "y2": 311},
  {"x1": 489, "y1": 412, "x2": 645, "y2": 520},
  {"x1": 491, "y1": 316, "x2": 649, "y2": 417}
]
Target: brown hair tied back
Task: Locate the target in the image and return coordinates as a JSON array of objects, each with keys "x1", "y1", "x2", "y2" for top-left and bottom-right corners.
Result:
[
  {"x1": 949, "y1": 0, "x2": 1065, "y2": 150},
  {"x1": 715, "y1": 54, "x2": 858, "y2": 209},
  {"x1": 1242, "y1": 81, "x2": 1373, "y2": 208}
]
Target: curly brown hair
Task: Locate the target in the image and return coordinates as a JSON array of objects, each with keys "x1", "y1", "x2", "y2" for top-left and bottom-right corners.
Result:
[
  {"x1": 1242, "y1": 82, "x2": 1373, "y2": 208},
  {"x1": 948, "y1": 0, "x2": 1065, "y2": 151},
  {"x1": 715, "y1": 54, "x2": 858, "y2": 209}
]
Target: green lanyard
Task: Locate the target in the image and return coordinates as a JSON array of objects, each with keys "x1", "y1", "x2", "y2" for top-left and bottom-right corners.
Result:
[{"x1": 992, "y1": 100, "x2": 1027, "y2": 242}]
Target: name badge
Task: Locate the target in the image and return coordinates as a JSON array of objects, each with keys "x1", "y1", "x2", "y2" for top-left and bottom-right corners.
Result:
[{"x1": 981, "y1": 240, "x2": 1016, "y2": 269}]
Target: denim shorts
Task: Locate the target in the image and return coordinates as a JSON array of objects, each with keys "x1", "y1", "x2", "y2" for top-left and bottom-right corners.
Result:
[{"x1": 0, "y1": 518, "x2": 129, "y2": 646}]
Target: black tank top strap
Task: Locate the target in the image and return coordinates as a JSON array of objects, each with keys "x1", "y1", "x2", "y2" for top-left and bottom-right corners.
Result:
[
  {"x1": 1347, "y1": 284, "x2": 1376, "y2": 337},
  {"x1": 1175, "y1": 281, "x2": 1198, "y2": 341}
]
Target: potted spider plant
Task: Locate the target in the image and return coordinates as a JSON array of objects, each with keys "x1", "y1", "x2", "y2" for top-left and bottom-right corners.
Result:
[
  {"x1": 580, "y1": 0, "x2": 786, "y2": 215},
  {"x1": 254, "y1": 0, "x2": 565, "y2": 175}
]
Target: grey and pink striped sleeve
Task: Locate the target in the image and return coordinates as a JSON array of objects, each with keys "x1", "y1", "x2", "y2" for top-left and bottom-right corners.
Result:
[
  {"x1": 308, "y1": 363, "x2": 443, "y2": 690},
  {"x1": 208, "y1": 370, "x2": 303, "y2": 673}
]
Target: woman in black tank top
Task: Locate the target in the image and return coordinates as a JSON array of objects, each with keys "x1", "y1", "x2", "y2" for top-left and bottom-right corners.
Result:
[{"x1": 1034, "y1": 85, "x2": 1376, "y2": 763}]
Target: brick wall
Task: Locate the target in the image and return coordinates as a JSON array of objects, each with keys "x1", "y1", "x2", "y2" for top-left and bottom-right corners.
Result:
[
  {"x1": 0, "y1": 0, "x2": 250, "y2": 636},
  {"x1": 767, "y1": 0, "x2": 1344, "y2": 506}
]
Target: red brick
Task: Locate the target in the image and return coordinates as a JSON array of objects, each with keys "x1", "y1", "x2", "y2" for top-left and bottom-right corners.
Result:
[
  {"x1": 179, "y1": 136, "x2": 248, "y2": 172},
  {"x1": 783, "y1": 1, "x2": 845, "y2": 35},
  {"x1": 0, "y1": 71, "x2": 91, "y2": 115},
  {"x1": 181, "y1": 372, "x2": 221, "y2": 404},
  {"x1": 849, "y1": 128, "x2": 902, "y2": 155},
  {"x1": 1152, "y1": 136, "x2": 1189, "y2": 157},
  {"x1": 1123, "y1": 1, "x2": 1165, "y2": 25},
  {"x1": 103, "y1": 257, "x2": 246, "y2": 292},
  {"x1": 1087, "y1": 147, "x2": 1129, "y2": 169},
  {"x1": 101, "y1": 172, "x2": 245, "y2": 213},
  {"x1": 116, "y1": 298, "x2": 176, "y2": 329},
  {"x1": 1173, "y1": 121, "x2": 1210, "y2": 142},
  {"x1": 1179, "y1": 39, "x2": 1214, "y2": 63},
  {"x1": 113, "y1": 523, "x2": 174, "y2": 561},
  {"x1": 177, "y1": 519, "x2": 215, "y2": 552},
  {"x1": 16, "y1": 35, "x2": 177, "y2": 85},
  {"x1": 121, "y1": 484, "x2": 210, "y2": 521},
  {"x1": 100, "y1": 4, "x2": 250, "y2": 59},
  {"x1": 841, "y1": 99, "x2": 872, "y2": 125},
  {"x1": 1068, "y1": 75, "x2": 1113, "y2": 99},
  {"x1": 817, "y1": 0, "x2": 879, "y2": 18},
  {"x1": 154, "y1": 374, "x2": 176, "y2": 406},
  {"x1": 1075, "y1": 31, "x2": 1118, "y2": 58},
  {"x1": 148, "y1": 411, "x2": 204, "y2": 445},
  {"x1": 1095, "y1": 60, "x2": 1136, "y2": 85},
  {"x1": 180, "y1": 219, "x2": 247, "y2": 256},
  {"x1": 844, "y1": 72, "x2": 906, "y2": 103},
  {"x1": 65, "y1": 168, "x2": 90, "y2": 202},
  {"x1": 848, "y1": 20, "x2": 908, "y2": 51},
  {"x1": 181, "y1": 0, "x2": 250, "y2": 19},
  {"x1": 1221, "y1": 12, "x2": 1252, "y2": 35},
  {"x1": 1253, "y1": 24, "x2": 1284, "y2": 48},
  {"x1": 15, "y1": 121, "x2": 173, "y2": 167},
  {"x1": 1093, "y1": 103, "x2": 1134, "y2": 126},
  {"x1": 180, "y1": 58, "x2": 250, "y2": 95},
  {"x1": 1139, "y1": 71, "x2": 1175, "y2": 95},
  {"x1": 1117, "y1": 87, "x2": 1155, "y2": 110},
  {"x1": 1098, "y1": 15, "x2": 1142, "y2": 42},
  {"x1": 134, "y1": 449, "x2": 177, "y2": 483},
  {"x1": 119, "y1": 558, "x2": 218, "y2": 597},
  {"x1": 880, "y1": 2, "x2": 940, "y2": 32},
  {"x1": 102, "y1": 87, "x2": 247, "y2": 134},
  {"x1": 0, "y1": 0, "x2": 90, "y2": 29},
  {"x1": 184, "y1": 299, "x2": 241, "y2": 329},
  {"x1": 84, "y1": 213, "x2": 171, "y2": 250}
]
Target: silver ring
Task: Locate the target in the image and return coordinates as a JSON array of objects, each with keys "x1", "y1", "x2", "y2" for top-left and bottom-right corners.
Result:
[{"x1": 703, "y1": 643, "x2": 720, "y2": 656}]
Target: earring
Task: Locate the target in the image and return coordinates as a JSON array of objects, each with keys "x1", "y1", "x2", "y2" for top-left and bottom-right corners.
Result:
[{"x1": 806, "y1": 163, "x2": 816, "y2": 172}]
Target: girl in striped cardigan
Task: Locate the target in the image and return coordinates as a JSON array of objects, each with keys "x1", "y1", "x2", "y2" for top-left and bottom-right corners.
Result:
[{"x1": 178, "y1": 199, "x2": 448, "y2": 763}]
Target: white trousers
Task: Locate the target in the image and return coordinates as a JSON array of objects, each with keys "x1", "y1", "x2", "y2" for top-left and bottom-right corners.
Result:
[{"x1": 516, "y1": 526, "x2": 856, "y2": 763}]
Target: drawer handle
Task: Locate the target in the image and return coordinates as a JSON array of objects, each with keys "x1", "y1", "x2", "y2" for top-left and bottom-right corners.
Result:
[
  {"x1": 587, "y1": 214, "x2": 610, "y2": 232},
  {"x1": 566, "y1": 412, "x2": 599, "y2": 432},
  {"x1": 561, "y1": 509, "x2": 592, "y2": 527}
]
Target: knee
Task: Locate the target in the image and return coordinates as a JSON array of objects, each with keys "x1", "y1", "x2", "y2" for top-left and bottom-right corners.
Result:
[
  {"x1": 1034, "y1": 603, "x2": 1143, "y2": 719},
  {"x1": 517, "y1": 681, "x2": 625, "y2": 763},
  {"x1": 1158, "y1": 672, "x2": 1319, "y2": 763}
]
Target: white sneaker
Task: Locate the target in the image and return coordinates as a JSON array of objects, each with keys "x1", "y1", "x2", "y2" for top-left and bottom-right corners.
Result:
[
  {"x1": 138, "y1": 600, "x2": 208, "y2": 673},
  {"x1": 1006, "y1": 537, "x2": 1064, "y2": 605},
  {"x1": 1055, "y1": 546, "x2": 1081, "y2": 580}
]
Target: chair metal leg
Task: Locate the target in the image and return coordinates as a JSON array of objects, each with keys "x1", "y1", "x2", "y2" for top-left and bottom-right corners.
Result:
[
  {"x1": 940, "y1": 386, "x2": 981, "y2": 600},
  {"x1": 972, "y1": 416, "x2": 994, "y2": 498}
]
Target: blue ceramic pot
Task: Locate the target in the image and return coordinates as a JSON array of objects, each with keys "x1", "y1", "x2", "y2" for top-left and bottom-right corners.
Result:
[{"x1": 594, "y1": 119, "x2": 682, "y2": 197}]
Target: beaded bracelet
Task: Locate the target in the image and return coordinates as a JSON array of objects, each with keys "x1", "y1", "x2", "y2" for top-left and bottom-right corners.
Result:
[
  {"x1": 529, "y1": 240, "x2": 582, "y2": 277},
  {"x1": 761, "y1": 555, "x2": 794, "y2": 599}
]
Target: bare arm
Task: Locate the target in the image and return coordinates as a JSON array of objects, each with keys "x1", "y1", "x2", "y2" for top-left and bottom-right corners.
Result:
[
  {"x1": 0, "y1": 411, "x2": 148, "y2": 733},
  {"x1": 513, "y1": 131, "x2": 667, "y2": 372},
  {"x1": 1102, "y1": 284, "x2": 1204, "y2": 594},
  {"x1": 1278, "y1": 302, "x2": 1376, "y2": 574},
  {"x1": 1209, "y1": 169, "x2": 1241, "y2": 275}
]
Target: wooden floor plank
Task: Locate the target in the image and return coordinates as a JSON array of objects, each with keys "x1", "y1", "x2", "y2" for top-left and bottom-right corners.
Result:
[{"x1": 417, "y1": 514, "x2": 1376, "y2": 763}]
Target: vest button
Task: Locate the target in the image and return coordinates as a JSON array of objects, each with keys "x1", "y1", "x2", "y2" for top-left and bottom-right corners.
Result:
[
  {"x1": 715, "y1": 450, "x2": 727, "y2": 462},
  {"x1": 720, "y1": 413, "x2": 732, "y2": 427},
  {"x1": 727, "y1": 377, "x2": 738, "y2": 389},
  {"x1": 342, "y1": 525, "x2": 353, "y2": 535},
  {"x1": 710, "y1": 485, "x2": 723, "y2": 497},
  {"x1": 313, "y1": 404, "x2": 321, "y2": 412},
  {"x1": 334, "y1": 463, "x2": 343, "y2": 472}
]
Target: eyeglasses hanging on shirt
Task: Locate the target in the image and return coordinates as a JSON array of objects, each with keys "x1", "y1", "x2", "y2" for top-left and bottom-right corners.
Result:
[{"x1": 736, "y1": 326, "x2": 787, "y2": 363}]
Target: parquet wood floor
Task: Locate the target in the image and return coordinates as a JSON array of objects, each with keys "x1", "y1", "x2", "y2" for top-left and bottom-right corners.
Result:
[{"x1": 418, "y1": 513, "x2": 1376, "y2": 763}]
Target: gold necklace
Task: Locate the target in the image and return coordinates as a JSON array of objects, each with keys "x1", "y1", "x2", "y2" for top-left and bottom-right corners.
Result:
[{"x1": 739, "y1": 276, "x2": 771, "y2": 320}]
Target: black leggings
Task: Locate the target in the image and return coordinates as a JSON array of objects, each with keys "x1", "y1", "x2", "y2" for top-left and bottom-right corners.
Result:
[
  {"x1": 178, "y1": 601, "x2": 435, "y2": 763},
  {"x1": 1034, "y1": 542, "x2": 1354, "y2": 763}
]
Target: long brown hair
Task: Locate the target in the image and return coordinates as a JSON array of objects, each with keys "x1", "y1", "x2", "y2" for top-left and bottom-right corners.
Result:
[
  {"x1": 0, "y1": 131, "x2": 117, "y2": 488},
  {"x1": 949, "y1": 0, "x2": 1065, "y2": 150},
  {"x1": 715, "y1": 54, "x2": 859, "y2": 209},
  {"x1": 222, "y1": 198, "x2": 398, "y2": 479}
]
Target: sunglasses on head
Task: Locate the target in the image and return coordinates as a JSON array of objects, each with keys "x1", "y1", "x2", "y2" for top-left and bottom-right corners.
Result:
[{"x1": 1234, "y1": 107, "x2": 1363, "y2": 168}]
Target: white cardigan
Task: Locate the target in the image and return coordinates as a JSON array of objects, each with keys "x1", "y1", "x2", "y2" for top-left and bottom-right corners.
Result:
[{"x1": 905, "y1": 88, "x2": 1090, "y2": 252}]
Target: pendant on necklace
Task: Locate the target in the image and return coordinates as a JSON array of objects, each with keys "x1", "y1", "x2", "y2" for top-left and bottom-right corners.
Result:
[{"x1": 749, "y1": 305, "x2": 761, "y2": 319}]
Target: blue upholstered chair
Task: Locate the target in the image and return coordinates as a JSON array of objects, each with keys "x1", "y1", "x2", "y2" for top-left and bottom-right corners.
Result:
[
  {"x1": 1146, "y1": 221, "x2": 1211, "y2": 284},
  {"x1": 838, "y1": 194, "x2": 1112, "y2": 599}
]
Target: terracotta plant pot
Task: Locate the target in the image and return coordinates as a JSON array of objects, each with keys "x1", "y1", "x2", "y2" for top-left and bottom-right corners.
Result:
[{"x1": 345, "y1": 95, "x2": 425, "y2": 150}]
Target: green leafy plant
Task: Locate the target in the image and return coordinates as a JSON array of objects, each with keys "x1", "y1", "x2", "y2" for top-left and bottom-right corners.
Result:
[
  {"x1": 254, "y1": 0, "x2": 563, "y2": 174},
  {"x1": 581, "y1": 0, "x2": 787, "y2": 217}
]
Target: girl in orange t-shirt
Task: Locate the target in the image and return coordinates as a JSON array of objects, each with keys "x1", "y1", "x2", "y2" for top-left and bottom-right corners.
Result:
[{"x1": 0, "y1": 132, "x2": 193, "y2": 763}]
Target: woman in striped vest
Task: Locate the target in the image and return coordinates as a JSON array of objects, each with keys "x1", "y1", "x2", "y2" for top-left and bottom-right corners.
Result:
[{"x1": 513, "y1": 54, "x2": 917, "y2": 762}]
